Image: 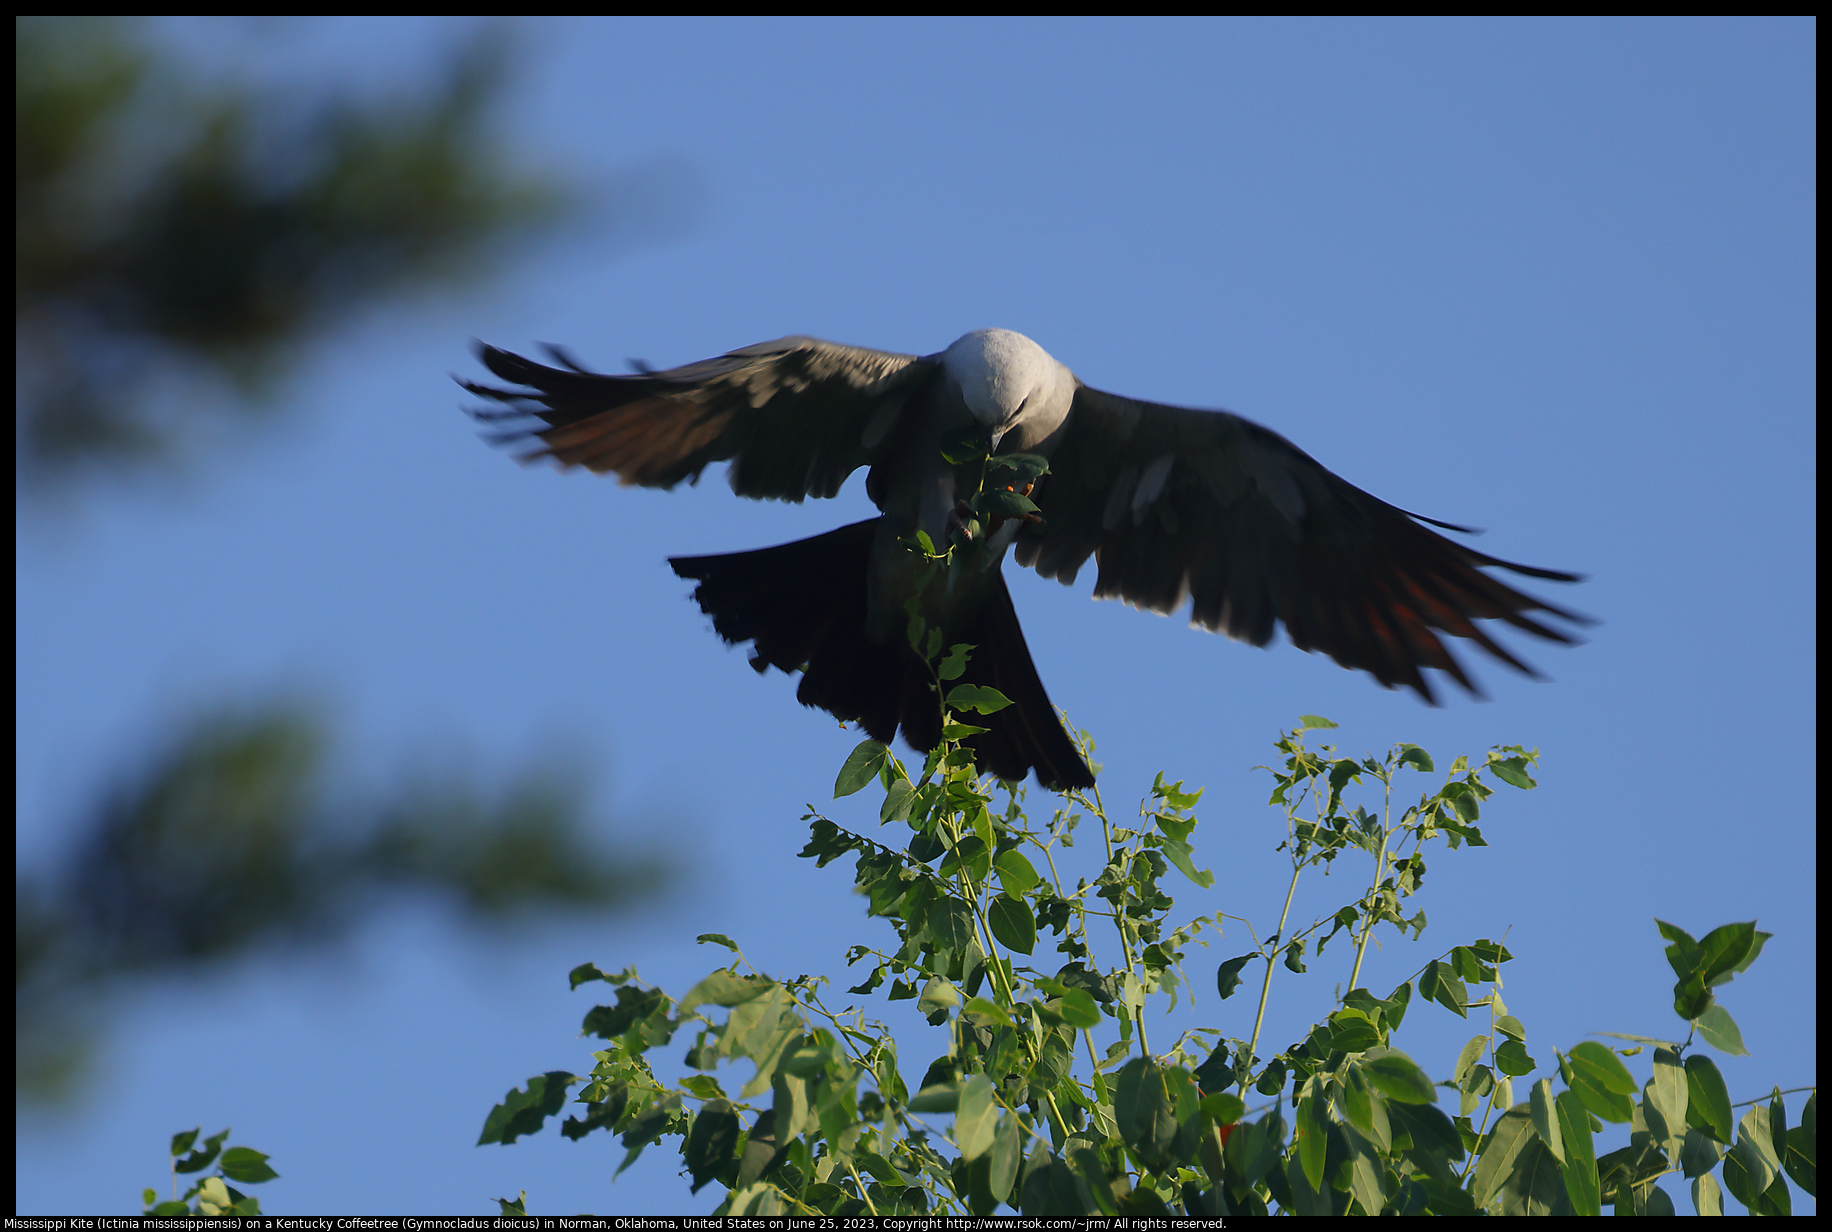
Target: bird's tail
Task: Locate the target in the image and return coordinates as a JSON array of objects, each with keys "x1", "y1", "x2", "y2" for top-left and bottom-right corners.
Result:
[{"x1": 669, "y1": 518, "x2": 1094, "y2": 791}]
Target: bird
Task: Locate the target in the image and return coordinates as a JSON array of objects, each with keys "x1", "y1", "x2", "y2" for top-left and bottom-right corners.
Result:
[{"x1": 463, "y1": 328, "x2": 1586, "y2": 792}]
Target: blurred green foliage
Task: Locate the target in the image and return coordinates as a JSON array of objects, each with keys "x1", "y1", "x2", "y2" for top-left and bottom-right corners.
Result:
[
  {"x1": 18, "y1": 699, "x2": 666, "y2": 1101},
  {"x1": 15, "y1": 18, "x2": 665, "y2": 1106},
  {"x1": 16, "y1": 16, "x2": 560, "y2": 485}
]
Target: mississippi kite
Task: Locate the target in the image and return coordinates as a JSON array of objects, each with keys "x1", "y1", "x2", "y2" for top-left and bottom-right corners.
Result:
[{"x1": 465, "y1": 329, "x2": 1585, "y2": 791}]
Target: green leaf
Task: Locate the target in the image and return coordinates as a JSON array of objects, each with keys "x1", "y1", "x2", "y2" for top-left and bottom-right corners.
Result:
[
  {"x1": 1452, "y1": 1035, "x2": 1489, "y2": 1085},
  {"x1": 169, "y1": 1128, "x2": 201, "y2": 1159},
  {"x1": 955, "y1": 1075, "x2": 998, "y2": 1161},
  {"x1": 1420, "y1": 961, "x2": 1467, "y2": 1018},
  {"x1": 1362, "y1": 1048, "x2": 1437, "y2": 1104},
  {"x1": 1531, "y1": 1078, "x2": 1564, "y2": 1164},
  {"x1": 1153, "y1": 810, "x2": 1197, "y2": 844},
  {"x1": 174, "y1": 1128, "x2": 229, "y2": 1175},
  {"x1": 1655, "y1": 918, "x2": 1699, "y2": 970},
  {"x1": 964, "y1": 996, "x2": 1014, "y2": 1027},
  {"x1": 1566, "y1": 1041, "x2": 1636, "y2": 1123},
  {"x1": 1053, "y1": 988, "x2": 1101, "y2": 1030},
  {"x1": 1683, "y1": 1054, "x2": 1734, "y2": 1141},
  {"x1": 1499, "y1": 1140, "x2": 1571, "y2": 1214},
  {"x1": 1327, "y1": 1007, "x2": 1382, "y2": 1053},
  {"x1": 1152, "y1": 773, "x2": 1203, "y2": 811},
  {"x1": 1382, "y1": 980, "x2": 1413, "y2": 1031},
  {"x1": 1338, "y1": 1065, "x2": 1389, "y2": 1152},
  {"x1": 1294, "y1": 1083, "x2": 1329, "y2": 1192},
  {"x1": 1298, "y1": 715, "x2": 1339, "y2": 731},
  {"x1": 1494, "y1": 1014, "x2": 1527, "y2": 1042},
  {"x1": 987, "y1": 451, "x2": 1050, "y2": 481},
  {"x1": 879, "y1": 778, "x2": 918, "y2": 824},
  {"x1": 988, "y1": 1112, "x2": 1021, "y2": 1204},
  {"x1": 1725, "y1": 929, "x2": 1772, "y2": 980},
  {"x1": 1494, "y1": 1039, "x2": 1537, "y2": 1077},
  {"x1": 988, "y1": 895, "x2": 1037, "y2": 954},
  {"x1": 902, "y1": 529, "x2": 939, "y2": 558},
  {"x1": 970, "y1": 802, "x2": 995, "y2": 850},
  {"x1": 1458, "y1": 1064, "x2": 1494, "y2": 1118},
  {"x1": 1155, "y1": 836, "x2": 1214, "y2": 888},
  {"x1": 834, "y1": 740, "x2": 889, "y2": 797},
  {"x1": 1782, "y1": 1090, "x2": 1815, "y2": 1197},
  {"x1": 938, "y1": 642, "x2": 974, "y2": 681},
  {"x1": 478, "y1": 1071, "x2": 577, "y2": 1146},
  {"x1": 680, "y1": 1073, "x2": 726, "y2": 1101},
  {"x1": 685, "y1": 1099, "x2": 741, "y2": 1194},
  {"x1": 1595, "y1": 1029, "x2": 1683, "y2": 1050},
  {"x1": 216, "y1": 1147, "x2": 278, "y2": 1184},
  {"x1": 1471, "y1": 1107, "x2": 1535, "y2": 1208},
  {"x1": 1767, "y1": 1086, "x2": 1791, "y2": 1172},
  {"x1": 1468, "y1": 937, "x2": 1515, "y2": 965},
  {"x1": 1692, "y1": 921, "x2": 1759, "y2": 986},
  {"x1": 1201, "y1": 1092, "x2": 1246, "y2": 1126},
  {"x1": 679, "y1": 971, "x2": 769, "y2": 1012},
  {"x1": 1681, "y1": 1128, "x2": 1726, "y2": 1179},
  {"x1": 1215, "y1": 954, "x2": 1254, "y2": 1000},
  {"x1": 945, "y1": 684, "x2": 1013, "y2": 715},
  {"x1": 993, "y1": 849, "x2": 1041, "y2": 896},
  {"x1": 1691, "y1": 1172, "x2": 1723, "y2": 1216},
  {"x1": 1488, "y1": 756, "x2": 1536, "y2": 789},
  {"x1": 1555, "y1": 1090, "x2": 1602, "y2": 1216},
  {"x1": 194, "y1": 1178, "x2": 232, "y2": 1215},
  {"x1": 1646, "y1": 1048, "x2": 1689, "y2": 1141},
  {"x1": 1348, "y1": 1135, "x2": 1393, "y2": 1215},
  {"x1": 1115, "y1": 1058, "x2": 1180, "y2": 1166},
  {"x1": 928, "y1": 898, "x2": 975, "y2": 952},
  {"x1": 1724, "y1": 1103, "x2": 1782, "y2": 1207},
  {"x1": 581, "y1": 985, "x2": 668, "y2": 1039},
  {"x1": 730, "y1": 993, "x2": 802, "y2": 1099},
  {"x1": 694, "y1": 933, "x2": 739, "y2": 953},
  {"x1": 1327, "y1": 757, "x2": 1361, "y2": 805},
  {"x1": 917, "y1": 977, "x2": 961, "y2": 1019},
  {"x1": 1757, "y1": 1173, "x2": 1793, "y2": 1217},
  {"x1": 909, "y1": 1081, "x2": 962, "y2": 1113},
  {"x1": 1662, "y1": 920, "x2": 1760, "y2": 1021},
  {"x1": 974, "y1": 487, "x2": 1040, "y2": 519},
  {"x1": 1069, "y1": 1143, "x2": 1120, "y2": 1215},
  {"x1": 1640, "y1": 1183, "x2": 1678, "y2": 1216},
  {"x1": 1394, "y1": 742, "x2": 1433, "y2": 772},
  {"x1": 1694, "y1": 1003, "x2": 1749, "y2": 1055}
]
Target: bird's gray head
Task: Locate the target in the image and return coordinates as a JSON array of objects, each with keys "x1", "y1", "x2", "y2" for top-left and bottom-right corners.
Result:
[{"x1": 942, "y1": 329, "x2": 1073, "y2": 443}]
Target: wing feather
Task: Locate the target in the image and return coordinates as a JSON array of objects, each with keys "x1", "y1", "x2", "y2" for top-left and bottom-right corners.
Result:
[
  {"x1": 462, "y1": 337, "x2": 939, "y2": 502},
  {"x1": 1015, "y1": 384, "x2": 1588, "y2": 701}
]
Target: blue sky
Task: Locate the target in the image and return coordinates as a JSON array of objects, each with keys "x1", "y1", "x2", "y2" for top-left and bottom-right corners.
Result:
[{"x1": 17, "y1": 17, "x2": 1814, "y2": 1215}]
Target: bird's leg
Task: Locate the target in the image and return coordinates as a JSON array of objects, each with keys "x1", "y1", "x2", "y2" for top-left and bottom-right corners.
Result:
[{"x1": 947, "y1": 498, "x2": 980, "y2": 544}]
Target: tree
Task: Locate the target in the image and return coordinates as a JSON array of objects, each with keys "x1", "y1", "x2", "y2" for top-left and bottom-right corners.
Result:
[
  {"x1": 16, "y1": 16, "x2": 556, "y2": 488},
  {"x1": 478, "y1": 705, "x2": 1815, "y2": 1215}
]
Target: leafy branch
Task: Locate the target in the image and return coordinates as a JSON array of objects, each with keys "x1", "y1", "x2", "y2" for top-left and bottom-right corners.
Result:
[{"x1": 467, "y1": 707, "x2": 1813, "y2": 1215}]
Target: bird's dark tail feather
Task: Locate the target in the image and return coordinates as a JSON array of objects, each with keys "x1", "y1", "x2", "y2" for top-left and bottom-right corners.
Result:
[{"x1": 669, "y1": 518, "x2": 1094, "y2": 792}]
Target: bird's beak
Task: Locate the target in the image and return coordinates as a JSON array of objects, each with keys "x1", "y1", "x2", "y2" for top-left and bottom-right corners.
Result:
[{"x1": 988, "y1": 426, "x2": 1007, "y2": 453}]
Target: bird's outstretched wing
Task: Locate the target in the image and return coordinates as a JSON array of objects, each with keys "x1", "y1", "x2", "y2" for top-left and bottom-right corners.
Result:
[
  {"x1": 463, "y1": 337, "x2": 940, "y2": 501},
  {"x1": 1014, "y1": 385, "x2": 1589, "y2": 702}
]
